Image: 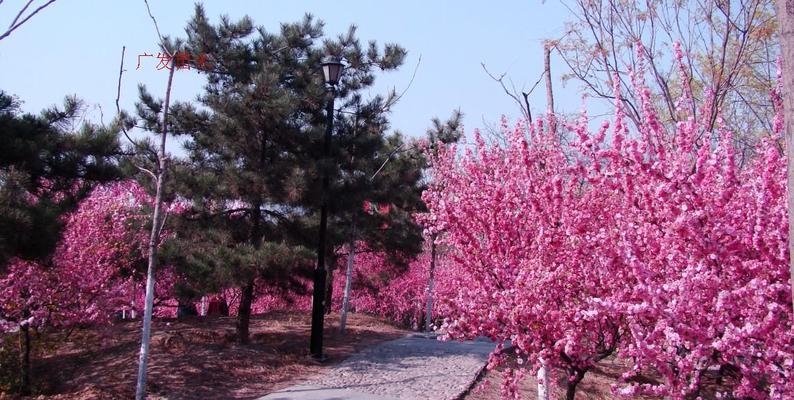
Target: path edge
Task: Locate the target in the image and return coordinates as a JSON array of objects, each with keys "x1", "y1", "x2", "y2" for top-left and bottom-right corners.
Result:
[{"x1": 453, "y1": 359, "x2": 489, "y2": 400}]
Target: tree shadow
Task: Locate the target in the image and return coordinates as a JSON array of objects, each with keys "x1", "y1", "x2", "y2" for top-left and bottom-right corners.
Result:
[{"x1": 28, "y1": 311, "x2": 408, "y2": 399}]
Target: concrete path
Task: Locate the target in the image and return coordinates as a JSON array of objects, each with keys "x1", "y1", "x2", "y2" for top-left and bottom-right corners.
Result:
[{"x1": 259, "y1": 334, "x2": 495, "y2": 400}]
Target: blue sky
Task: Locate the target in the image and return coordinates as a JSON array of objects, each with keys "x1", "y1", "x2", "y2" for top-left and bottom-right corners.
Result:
[{"x1": 0, "y1": 0, "x2": 587, "y2": 145}]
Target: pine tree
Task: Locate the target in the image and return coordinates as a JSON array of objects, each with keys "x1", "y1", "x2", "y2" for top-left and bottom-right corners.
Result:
[
  {"x1": 0, "y1": 91, "x2": 121, "y2": 270},
  {"x1": 169, "y1": 5, "x2": 408, "y2": 344}
]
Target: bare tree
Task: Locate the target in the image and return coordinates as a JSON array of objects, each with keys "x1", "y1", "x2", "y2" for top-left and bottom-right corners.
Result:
[
  {"x1": 0, "y1": 0, "x2": 58, "y2": 42},
  {"x1": 482, "y1": 62, "x2": 537, "y2": 124},
  {"x1": 480, "y1": 40, "x2": 560, "y2": 143},
  {"x1": 558, "y1": 0, "x2": 779, "y2": 149},
  {"x1": 775, "y1": 0, "x2": 794, "y2": 311},
  {"x1": 133, "y1": 1, "x2": 177, "y2": 398}
]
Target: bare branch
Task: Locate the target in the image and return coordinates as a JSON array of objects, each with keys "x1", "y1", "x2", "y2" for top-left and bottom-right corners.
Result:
[
  {"x1": 0, "y1": 0, "x2": 57, "y2": 42},
  {"x1": 115, "y1": 46, "x2": 126, "y2": 118},
  {"x1": 556, "y1": 0, "x2": 776, "y2": 149},
  {"x1": 382, "y1": 54, "x2": 421, "y2": 112},
  {"x1": 370, "y1": 143, "x2": 404, "y2": 182},
  {"x1": 8, "y1": 0, "x2": 33, "y2": 30},
  {"x1": 481, "y1": 62, "x2": 534, "y2": 122},
  {"x1": 114, "y1": 45, "x2": 159, "y2": 164},
  {"x1": 143, "y1": 0, "x2": 170, "y2": 56}
]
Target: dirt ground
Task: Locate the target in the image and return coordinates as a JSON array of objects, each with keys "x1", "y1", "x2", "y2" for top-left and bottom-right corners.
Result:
[
  {"x1": 2, "y1": 311, "x2": 408, "y2": 400},
  {"x1": 464, "y1": 355, "x2": 660, "y2": 400},
  {"x1": 463, "y1": 352, "x2": 735, "y2": 400}
]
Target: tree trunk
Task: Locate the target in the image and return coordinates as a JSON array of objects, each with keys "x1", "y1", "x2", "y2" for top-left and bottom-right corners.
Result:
[
  {"x1": 339, "y1": 224, "x2": 356, "y2": 332},
  {"x1": 544, "y1": 43, "x2": 555, "y2": 115},
  {"x1": 544, "y1": 43, "x2": 555, "y2": 130},
  {"x1": 242, "y1": 187, "x2": 263, "y2": 344},
  {"x1": 537, "y1": 358, "x2": 550, "y2": 400},
  {"x1": 413, "y1": 299, "x2": 422, "y2": 330},
  {"x1": 135, "y1": 64, "x2": 175, "y2": 400},
  {"x1": 539, "y1": 44, "x2": 556, "y2": 399},
  {"x1": 177, "y1": 300, "x2": 197, "y2": 319},
  {"x1": 18, "y1": 321, "x2": 30, "y2": 395},
  {"x1": 565, "y1": 369, "x2": 585, "y2": 400},
  {"x1": 424, "y1": 237, "x2": 437, "y2": 332},
  {"x1": 777, "y1": 0, "x2": 794, "y2": 312},
  {"x1": 236, "y1": 278, "x2": 255, "y2": 344},
  {"x1": 324, "y1": 258, "x2": 335, "y2": 315}
]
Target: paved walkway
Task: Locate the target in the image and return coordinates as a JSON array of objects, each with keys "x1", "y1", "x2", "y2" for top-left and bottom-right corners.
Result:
[{"x1": 259, "y1": 334, "x2": 495, "y2": 400}]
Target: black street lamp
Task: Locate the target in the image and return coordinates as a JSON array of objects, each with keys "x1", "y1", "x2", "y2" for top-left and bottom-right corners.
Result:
[{"x1": 310, "y1": 58, "x2": 344, "y2": 360}]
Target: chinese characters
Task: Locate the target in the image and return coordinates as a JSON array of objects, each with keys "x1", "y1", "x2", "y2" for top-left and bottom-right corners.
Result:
[{"x1": 136, "y1": 51, "x2": 214, "y2": 71}]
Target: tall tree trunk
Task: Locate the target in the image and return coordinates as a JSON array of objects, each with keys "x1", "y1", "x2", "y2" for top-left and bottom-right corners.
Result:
[
  {"x1": 544, "y1": 42, "x2": 558, "y2": 136},
  {"x1": 177, "y1": 299, "x2": 197, "y2": 318},
  {"x1": 18, "y1": 320, "x2": 30, "y2": 395},
  {"x1": 135, "y1": 64, "x2": 175, "y2": 400},
  {"x1": 777, "y1": 0, "x2": 794, "y2": 312},
  {"x1": 544, "y1": 43, "x2": 555, "y2": 115},
  {"x1": 324, "y1": 256, "x2": 335, "y2": 315},
  {"x1": 537, "y1": 358, "x2": 550, "y2": 400},
  {"x1": 339, "y1": 222, "x2": 357, "y2": 332},
  {"x1": 237, "y1": 113, "x2": 269, "y2": 344},
  {"x1": 239, "y1": 187, "x2": 263, "y2": 344},
  {"x1": 538, "y1": 44, "x2": 556, "y2": 399},
  {"x1": 236, "y1": 278, "x2": 255, "y2": 344},
  {"x1": 424, "y1": 237, "x2": 437, "y2": 332}
]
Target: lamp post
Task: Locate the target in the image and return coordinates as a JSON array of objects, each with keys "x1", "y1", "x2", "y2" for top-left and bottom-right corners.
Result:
[{"x1": 310, "y1": 58, "x2": 344, "y2": 360}]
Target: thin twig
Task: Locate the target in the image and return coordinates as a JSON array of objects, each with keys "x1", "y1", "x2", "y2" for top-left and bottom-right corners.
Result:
[
  {"x1": 382, "y1": 54, "x2": 422, "y2": 112},
  {"x1": 143, "y1": 0, "x2": 170, "y2": 55},
  {"x1": 0, "y1": 0, "x2": 57, "y2": 41},
  {"x1": 115, "y1": 45, "x2": 157, "y2": 181},
  {"x1": 115, "y1": 46, "x2": 126, "y2": 117},
  {"x1": 8, "y1": 0, "x2": 34, "y2": 30},
  {"x1": 370, "y1": 143, "x2": 404, "y2": 182},
  {"x1": 481, "y1": 62, "x2": 537, "y2": 122}
]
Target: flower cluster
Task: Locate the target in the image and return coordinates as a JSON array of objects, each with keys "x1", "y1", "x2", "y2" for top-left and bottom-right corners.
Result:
[{"x1": 0, "y1": 181, "x2": 180, "y2": 331}]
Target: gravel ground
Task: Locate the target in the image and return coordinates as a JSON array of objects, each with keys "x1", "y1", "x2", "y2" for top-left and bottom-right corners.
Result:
[{"x1": 260, "y1": 334, "x2": 495, "y2": 400}]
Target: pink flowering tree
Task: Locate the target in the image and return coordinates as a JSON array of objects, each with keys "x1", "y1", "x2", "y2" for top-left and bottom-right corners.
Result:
[
  {"x1": 332, "y1": 246, "x2": 418, "y2": 326},
  {"x1": 222, "y1": 277, "x2": 313, "y2": 317},
  {"x1": 0, "y1": 180, "x2": 184, "y2": 393},
  {"x1": 423, "y1": 45, "x2": 793, "y2": 399},
  {"x1": 54, "y1": 181, "x2": 149, "y2": 322},
  {"x1": 0, "y1": 259, "x2": 61, "y2": 392},
  {"x1": 55, "y1": 180, "x2": 183, "y2": 320},
  {"x1": 423, "y1": 116, "x2": 627, "y2": 399},
  {"x1": 326, "y1": 243, "x2": 458, "y2": 329},
  {"x1": 375, "y1": 248, "x2": 459, "y2": 328},
  {"x1": 1, "y1": 180, "x2": 184, "y2": 328},
  {"x1": 599, "y1": 46, "x2": 794, "y2": 399}
]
